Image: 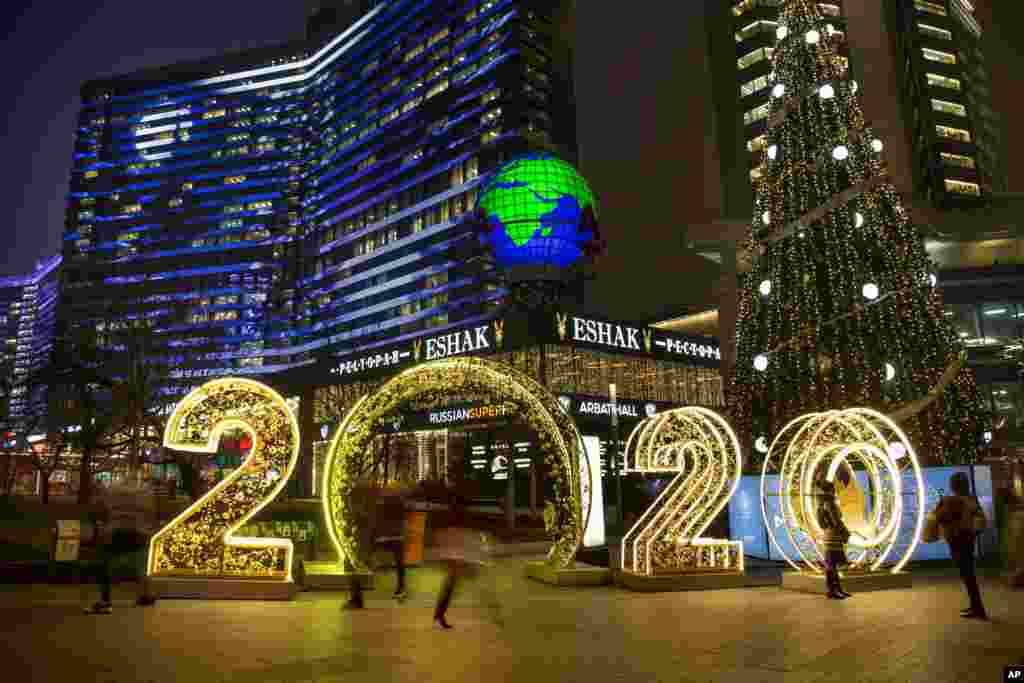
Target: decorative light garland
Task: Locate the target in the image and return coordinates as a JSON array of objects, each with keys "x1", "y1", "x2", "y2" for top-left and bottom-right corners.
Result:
[
  {"x1": 760, "y1": 407, "x2": 925, "y2": 575},
  {"x1": 148, "y1": 379, "x2": 301, "y2": 581},
  {"x1": 730, "y1": 0, "x2": 990, "y2": 470},
  {"x1": 620, "y1": 408, "x2": 743, "y2": 575},
  {"x1": 320, "y1": 357, "x2": 587, "y2": 571}
]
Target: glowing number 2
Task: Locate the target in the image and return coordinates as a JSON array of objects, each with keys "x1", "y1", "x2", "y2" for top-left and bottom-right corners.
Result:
[
  {"x1": 620, "y1": 407, "x2": 744, "y2": 576},
  {"x1": 148, "y1": 379, "x2": 301, "y2": 581}
]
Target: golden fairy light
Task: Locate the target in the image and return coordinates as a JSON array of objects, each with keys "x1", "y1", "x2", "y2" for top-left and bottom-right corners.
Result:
[
  {"x1": 320, "y1": 357, "x2": 588, "y2": 571},
  {"x1": 760, "y1": 407, "x2": 926, "y2": 574},
  {"x1": 620, "y1": 407, "x2": 744, "y2": 576},
  {"x1": 148, "y1": 378, "x2": 301, "y2": 582}
]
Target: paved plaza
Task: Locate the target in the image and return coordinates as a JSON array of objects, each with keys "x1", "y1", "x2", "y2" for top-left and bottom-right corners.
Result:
[{"x1": 1, "y1": 557, "x2": 1021, "y2": 683}]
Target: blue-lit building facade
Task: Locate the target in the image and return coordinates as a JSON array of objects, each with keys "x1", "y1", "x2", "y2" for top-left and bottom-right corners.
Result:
[
  {"x1": 0, "y1": 255, "x2": 61, "y2": 428},
  {"x1": 62, "y1": 0, "x2": 577, "y2": 402}
]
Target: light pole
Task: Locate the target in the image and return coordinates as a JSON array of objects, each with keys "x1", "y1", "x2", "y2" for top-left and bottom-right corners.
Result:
[{"x1": 610, "y1": 383, "x2": 622, "y2": 527}]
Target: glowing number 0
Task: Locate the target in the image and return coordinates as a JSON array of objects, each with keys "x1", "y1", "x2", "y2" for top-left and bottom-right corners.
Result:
[
  {"x1": 620, "y1": 407, "x2": 744, "y2": 576},
  {"x1": 148, "y1": 379, "x2": 301, "y2": 581},
  {"x1": 761, "y1": 407, "x2": 926, "y2": 574}
]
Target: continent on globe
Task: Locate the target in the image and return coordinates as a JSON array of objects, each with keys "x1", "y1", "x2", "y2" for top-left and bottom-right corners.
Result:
[{"x1": 474, "y1": 153, "x2": 600, "y2": 269}]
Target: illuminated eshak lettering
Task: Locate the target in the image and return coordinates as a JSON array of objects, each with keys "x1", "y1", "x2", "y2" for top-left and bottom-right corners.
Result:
[{"x1": 572, "y1": 317, "x2": 641, "y2": 351}]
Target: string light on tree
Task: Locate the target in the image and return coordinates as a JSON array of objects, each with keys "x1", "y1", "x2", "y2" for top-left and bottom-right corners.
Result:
[
  {"x1": 772, "y1": 83, "x2": 786, "y2": 98},
  {"x1": 887, "y1": 441, "x2": 907, "y2": 460},
  {"x1": 762, "y1": 211, "x2": 772, "y2": 225},
  {"x1": 759, "y1": 279, "x2": 773, "y2": 296},
  {"x1": 729, "y1": 0, "x2": 991, "y2": 470},
  {"x1": 885, "y1": 362, "x2": 896, "y2": 382},
  {"x1": 776, "y1": 25, "x2": 789, "y2": 40}
]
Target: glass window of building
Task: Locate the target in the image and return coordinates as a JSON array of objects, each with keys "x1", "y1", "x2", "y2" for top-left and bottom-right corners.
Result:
[
  {"x1": 987, "y1": 383, "x2": 1024, "y2": 430},
  {"x1": 979, "y1": 303, "x2": 1021, "y2": 347},
  {"x1": 734, "y1": 20, "x2": 778, "y2": 43},
  {"x1": 927, "y1": 73, "x2": 962, "y2": 90},
  {"x1": 944, "y1": 178, "x2": 981, "y2": 196},
  {"x1": 918, "y1": 23, "x2": 952, "y2": 40},
  {"x1": 914, "y1": 0, "x2": 947, "y2": 16},
  {"x1": 931, "y1": 99, "x2": 968, "y2": 117},
  {"x1": 737, "y1": 47, "x2": 773, "y2": 70},
  {"x1": 922, "y1": 47, "x2": 956, "y2": 64},
  {"x1": 740, "y1": 74, "x2": 770, "y2": 97},
  {"x1": 744, "y1": 103, "x2": 770, "y2": 126},
  {"x1": 936, "y1": 125, "x2": 971, "y2": 143},
  {"x1": 940, "y1": 152, "x2": 976, "y2": 168},
  {"x1": 944, "y1": 304, "x2": 980, "y2": 342}
]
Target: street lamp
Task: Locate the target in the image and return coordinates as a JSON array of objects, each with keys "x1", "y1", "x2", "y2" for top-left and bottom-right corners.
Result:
[{"x1": 610, "y1": 383, "x2": 622, "y2": 527}]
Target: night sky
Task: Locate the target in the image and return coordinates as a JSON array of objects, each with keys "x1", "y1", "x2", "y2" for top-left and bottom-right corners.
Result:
[{"x1": 1, "y1": 1, "x2": 1019, "y2": 319}]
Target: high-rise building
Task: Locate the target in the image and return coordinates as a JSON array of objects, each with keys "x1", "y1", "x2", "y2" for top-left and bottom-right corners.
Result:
[
  {"x1": 0, "y1": 256, "x2": 61, "y2": 426},
  {"x1": 61, "y1": 0, "x2": 577, "y2": 400}
]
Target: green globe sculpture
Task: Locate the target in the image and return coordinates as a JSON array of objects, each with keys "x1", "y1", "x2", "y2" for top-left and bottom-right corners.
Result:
[{"x1": 474, "y1": 153, "x2": 600, "y2": 269}]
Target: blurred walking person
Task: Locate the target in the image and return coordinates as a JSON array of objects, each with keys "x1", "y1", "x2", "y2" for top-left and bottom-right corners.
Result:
[
  {"x1": 433, "y1": 492, "x2": 469, "y2": 629},
  {"x1": 934, "y1": 471, "x2": 988, "y2": 619}
]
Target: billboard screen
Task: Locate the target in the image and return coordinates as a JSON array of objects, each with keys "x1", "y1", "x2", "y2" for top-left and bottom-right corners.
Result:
[{"x1": 728, "y1": 466, "x2": 993, "y2": 563}]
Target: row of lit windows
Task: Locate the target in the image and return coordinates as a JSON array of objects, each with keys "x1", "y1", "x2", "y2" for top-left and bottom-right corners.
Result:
[
  {"x1": 936, "y1": 124, "x2": 971, "y2": 143},
  {"x1": 944, "y1": 178, "x2": 980, "y2": 196},
  {"x1": 744, "y1": 102, "x2": 771, "y2": 126},
  {"x1": 918, "y1": 22, "x2": 952, "y2": 41},
  {"x1": 82, "y1": 24, "x2": 514, "y2": 186},
  {"x1": 740, "y1": 74, "x2": 770, "y2": 98},
  {"x1": 940, "y1": 151, "x2": 976, "y2": 169},
  {"x1": 926, "y1": 72, "x2": 961, "y2": 90},
  {"x1": 733, "y1": 0, "x2": 840, "y2": 18},
  {"x1": 315, "y1": 154, "x2": 480, "y2": 253},
  {"x1": 915, "y1": 1, "x2": 947, "y2": 17},
  {"x1": 923, "y1": 47, "x2": 956, "y2": 65},
  {"x1": 734, "y1": 19, "x2": 778, "y2": 43},
  {"x1": 738, "y1": 47, "x2": 774, "y2": 70},
  {"x1": 932, "y1": 98, "x2": 967, "y2": 117}
]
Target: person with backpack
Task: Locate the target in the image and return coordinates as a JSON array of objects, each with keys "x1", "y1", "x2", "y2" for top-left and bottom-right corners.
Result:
[
  {"x1": 817, "y1": 480, "x2": 852, "y2": 600},
  {"x1": 934, "y1": 471, "x2": 988, "y2": 619}
]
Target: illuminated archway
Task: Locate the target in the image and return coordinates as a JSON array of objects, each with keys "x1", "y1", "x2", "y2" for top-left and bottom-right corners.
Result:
[
  {"x1": 760, "y1": 407, "x2": 926, "y2": 574},
  {"x1": 321, "y1": 357, "x2": 587, "y2": 571}
]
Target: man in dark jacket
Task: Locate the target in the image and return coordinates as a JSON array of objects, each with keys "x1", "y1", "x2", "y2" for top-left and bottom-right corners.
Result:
[
  {"x1": 935, "y1": 471, "x2": 988, "y2": 619},
  {"x1": 344, "y1": 485, "x2": 408, "y2": 609},
  {"x1": 83, "y1": 504, "x2": 157, "y2": 614}
]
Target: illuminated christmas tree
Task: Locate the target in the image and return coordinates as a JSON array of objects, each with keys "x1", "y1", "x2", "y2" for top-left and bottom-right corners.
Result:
[{"x1": 729, "y1": 0, "x2": 990, "y2": 467}]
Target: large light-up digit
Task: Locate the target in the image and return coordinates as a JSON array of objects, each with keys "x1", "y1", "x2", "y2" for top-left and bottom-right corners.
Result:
[
  {"x1": 760, "y1": 407, "x2": 926, "y2": 574},
  {"x1": 148, "y1": 378, "x2": 301, "y2": 581},
  {"x1": 620, "y1": 407, "x2": 743, "y2": 576}
]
